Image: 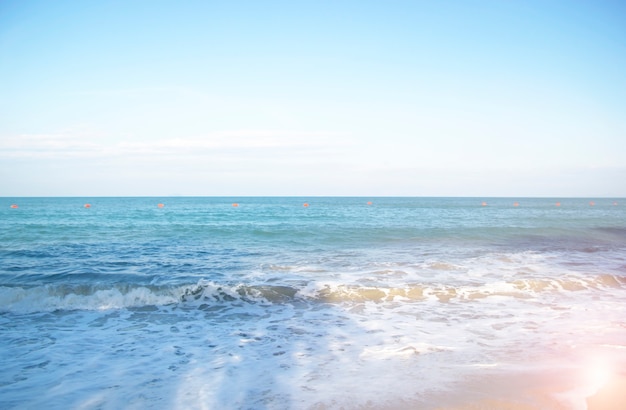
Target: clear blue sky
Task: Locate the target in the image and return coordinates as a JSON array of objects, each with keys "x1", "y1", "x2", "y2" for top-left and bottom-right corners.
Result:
[{"x1": 1, "y1": 0, "x2": 625, "y2": 196}]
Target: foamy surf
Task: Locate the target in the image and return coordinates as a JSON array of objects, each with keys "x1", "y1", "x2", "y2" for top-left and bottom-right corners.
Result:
[{"x1": 2, "y1": 269, "x2": 623, "y2": 314}]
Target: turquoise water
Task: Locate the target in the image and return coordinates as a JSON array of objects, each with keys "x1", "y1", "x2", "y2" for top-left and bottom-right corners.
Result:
[{"x1": 1, "y1": 197, "x2": 625, "y2": 408}]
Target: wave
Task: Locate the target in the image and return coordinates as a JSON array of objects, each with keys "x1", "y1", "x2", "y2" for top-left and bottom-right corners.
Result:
[
  {"x1": 0, "y1": 281, "x2": 302, "y2": 314},
  {"x1": 300, "y1": 273, "x2": 626, "y2": 303},
  {"x1": 1, "y1": 274, "x2": 624, "y2": 313},
  {"x1": 0, "y1": 284, "x2": 180, "y2": 314}
]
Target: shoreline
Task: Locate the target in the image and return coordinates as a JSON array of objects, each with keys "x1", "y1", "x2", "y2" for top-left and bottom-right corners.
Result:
[
  {"x1": 586, "y1": 374, "x2": 626, "y2": 410},
  {"x1": 414, "y1": 368, "x2": 626, "y2": 410}
]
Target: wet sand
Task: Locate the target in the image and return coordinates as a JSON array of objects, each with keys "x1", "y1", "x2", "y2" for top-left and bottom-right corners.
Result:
[
  {"x1": 423, "y1": 370, "x2": 626, "y2": 410},
  {"x1": 586, "y1": 375, "x2": 626, "y2": 410}
]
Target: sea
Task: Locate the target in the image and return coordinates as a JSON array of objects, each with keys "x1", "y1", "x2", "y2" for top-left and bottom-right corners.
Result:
[{"x1": 1, "y1": 197, "x2": 625, "y2": 409}]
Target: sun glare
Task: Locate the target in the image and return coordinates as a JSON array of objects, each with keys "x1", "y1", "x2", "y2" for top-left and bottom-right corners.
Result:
[{"x1": 586, "y1": 356, "x2": 613, "y2": 392}]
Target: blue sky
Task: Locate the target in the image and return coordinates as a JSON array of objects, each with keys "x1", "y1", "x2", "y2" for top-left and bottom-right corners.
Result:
[{"x1": 1, "y1": 0, "x2": 625, "y2": 196}]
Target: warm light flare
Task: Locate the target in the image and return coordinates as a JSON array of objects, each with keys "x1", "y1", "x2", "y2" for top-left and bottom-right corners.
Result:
[{"x1": 585, "y1": 356, "x2": 613, "y2": 392}]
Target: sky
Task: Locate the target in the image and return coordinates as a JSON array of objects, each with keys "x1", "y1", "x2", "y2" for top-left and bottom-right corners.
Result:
[{"x1": 1, "y1": 0, "x2": 625, "y2": 197}]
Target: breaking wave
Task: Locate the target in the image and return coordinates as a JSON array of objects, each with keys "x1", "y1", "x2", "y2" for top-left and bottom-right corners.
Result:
[{"x1": 1, "y1": 273, "x2": 624, "y2": 314}]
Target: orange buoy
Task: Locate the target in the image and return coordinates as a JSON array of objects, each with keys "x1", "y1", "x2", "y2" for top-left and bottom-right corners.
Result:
[
  {"x1": 157, "y1": 203, "x2": 164, "y2": 208},
  {"x1": 589, "y1": 201, "x2": 595, "y2": 206},
  {"x1": 513, "y1": 202, "x2": 519, "y2": 207},
  {"x1": 84, "y1": 203, "x2": 91, "y2": 208},
  {"x1": 303, "y1": 203, "x2": 309, "y2": 207},
  {"x1": 232, "y1": 203, "x2": 239, "y2": 207},
  {"x1": 481, "y1": 202, "x2": 487, "y2": 207},
  {"x1": 367, "y1": 201, "x2": 372, "y2": 205},
  {"x1": 10, "y1": 204, "x2": 18, "y2": 209},
  {"x1": 555, "y1": 202, "x2": 561, "y2": 207}
]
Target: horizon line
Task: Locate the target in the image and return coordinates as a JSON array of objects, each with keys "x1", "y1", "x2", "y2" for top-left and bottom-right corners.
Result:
[{"x1": 1, "y1": 195, "x2": 625, "y2": 199}]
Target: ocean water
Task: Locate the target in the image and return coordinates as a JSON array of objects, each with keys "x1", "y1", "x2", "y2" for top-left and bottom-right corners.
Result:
[{"x1": 1, "y1": 197, "x2": 625, "y2": 409}]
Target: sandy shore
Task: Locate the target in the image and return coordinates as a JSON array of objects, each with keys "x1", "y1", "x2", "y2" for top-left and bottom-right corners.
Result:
[
  {"x1": 421, "y1": 370, "x2": 626, "y2": 410},
  {"x1": 586, "y1": 375, "x2": 626, "y2": 410}
]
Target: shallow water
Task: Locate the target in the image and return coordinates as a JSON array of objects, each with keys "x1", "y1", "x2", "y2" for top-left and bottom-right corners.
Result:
[{"x1": 1, "y1": 197, "x2": 625, "y2": 409}]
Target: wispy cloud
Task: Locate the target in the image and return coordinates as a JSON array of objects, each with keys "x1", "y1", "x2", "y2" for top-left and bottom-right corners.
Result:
[
  {"x1": 0, "y1": 133, "x2": 103, "y2": 158},
  {"x1": 0, "y1": 130, "x2": 351, "y2": 159}
]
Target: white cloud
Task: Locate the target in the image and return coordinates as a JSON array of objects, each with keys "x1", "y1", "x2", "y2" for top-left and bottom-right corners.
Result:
[
  {"x1": 0, "y1": 133, "x2": 103, "y2": 158},
  {"x1": 0, "y1": 130, "x2": 350, "y2": 159}
]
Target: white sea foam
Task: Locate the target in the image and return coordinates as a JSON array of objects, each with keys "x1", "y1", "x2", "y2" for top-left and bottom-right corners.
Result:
[
  {"x1": 2, "y1": 265, "x2": 623, "y2": 315},
  {"x1": 0, "y1": 285, "x2": 180, "y2": 313},
  {"x1": 2, "y1": 272, "x2": 626, "y2": 409}
]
